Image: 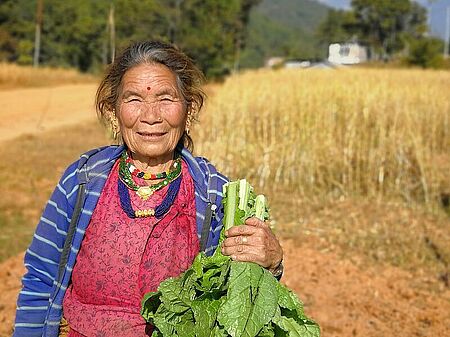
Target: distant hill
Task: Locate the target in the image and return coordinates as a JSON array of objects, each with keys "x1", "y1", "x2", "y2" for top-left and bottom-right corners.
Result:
[{"x1": 240, "y1": 0, "x2": 330, "y2": 68}]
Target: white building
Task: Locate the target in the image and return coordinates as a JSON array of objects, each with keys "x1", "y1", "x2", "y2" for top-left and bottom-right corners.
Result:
[{"x1": 328, "y1": 42, "x2": 368, "y2": 65}]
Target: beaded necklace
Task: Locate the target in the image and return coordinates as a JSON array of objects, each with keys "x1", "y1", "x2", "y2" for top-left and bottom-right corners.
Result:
[
  {"x1": 125, "y1": 152, "x2": 168, "y2": 180},
  {"x1": 118, "y1": 174, "x2": 182, "y2": 219},
  {"x1": 118, "y1": 151, "x2": 182, "y2": 200}
]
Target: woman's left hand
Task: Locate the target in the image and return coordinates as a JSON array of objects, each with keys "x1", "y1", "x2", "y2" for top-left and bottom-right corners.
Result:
[{"x1": 221, "y1": 217, "x2": 283, "y2": 273}]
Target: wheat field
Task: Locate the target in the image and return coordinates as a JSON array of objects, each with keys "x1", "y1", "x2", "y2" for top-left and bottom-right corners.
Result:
[{"x1": 195, "y1": 67, "x2": 450, "y2": 211}]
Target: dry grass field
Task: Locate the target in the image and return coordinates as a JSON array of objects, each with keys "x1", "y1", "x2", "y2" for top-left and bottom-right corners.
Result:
[
  {"x1": 0, "y1": 65, "x2": 449, "y2": 336},
  {"x1": 197, "y1": 68, "x2": 450, "y2": 209},
  {"x1": 195, "y1": 67, "x2": 450, "y2": 283},
  {"x1": 0, "y1": 62, "x2": 96, "y2": 89}
]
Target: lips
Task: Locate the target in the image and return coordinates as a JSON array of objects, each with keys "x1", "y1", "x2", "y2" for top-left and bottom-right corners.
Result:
[
  {"x1": 137, "y1": 131, "x2": 166, "y2": 136},
  {"x1": 137, "y1": 131, "x2": 167, "y2": 139}
]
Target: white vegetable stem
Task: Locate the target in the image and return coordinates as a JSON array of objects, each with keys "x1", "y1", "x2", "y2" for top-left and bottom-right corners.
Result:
[
  {"x1": 254, "y1": 194, "x2": 266, "y2": 221},
  {"x1": 238, "y1": 179, "x2": 252, "y2": 211},
  {"x1": 223, "y1": 180, "x2": 239, "y2": 231}
]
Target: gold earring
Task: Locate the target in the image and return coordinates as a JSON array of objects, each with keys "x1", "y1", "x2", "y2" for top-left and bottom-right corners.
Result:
[
  {"x1": 111, "y1": 114, "x2": 120, "y2": 140},
  {"x1": 185, "y1": 112, "x2": 192, "y2": 136}
]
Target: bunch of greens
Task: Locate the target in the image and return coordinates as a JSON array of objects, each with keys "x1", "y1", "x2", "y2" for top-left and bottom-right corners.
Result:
[{"x1": 141, "y1": 179, "x2": 320, "y2": 337}]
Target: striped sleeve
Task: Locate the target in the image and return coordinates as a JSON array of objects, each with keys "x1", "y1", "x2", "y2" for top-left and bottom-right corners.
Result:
[
  {"x1": 13, "y1": 161, "x2": 80, "y2": 337},
  {"x1": 195, "y1": 157, "x2": 228, "y2": 256}
]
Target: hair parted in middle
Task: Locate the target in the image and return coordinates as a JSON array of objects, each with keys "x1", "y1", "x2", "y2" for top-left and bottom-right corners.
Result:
[{"x1": 95, "y1": 40, "x2": 206, "y2": 150}]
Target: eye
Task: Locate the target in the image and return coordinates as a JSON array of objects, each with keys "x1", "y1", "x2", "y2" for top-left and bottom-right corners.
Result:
[
  {"x1": 124, "y1": 98, "x2": 141, "y2": 103},
  {"x1": 159, "y1": 96, "x2": 176, "y2": 103}
]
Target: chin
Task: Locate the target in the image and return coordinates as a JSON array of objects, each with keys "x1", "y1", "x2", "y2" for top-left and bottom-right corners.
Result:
[{"x1": 134, "y1": 144, "x2": 177, "y2": 160}]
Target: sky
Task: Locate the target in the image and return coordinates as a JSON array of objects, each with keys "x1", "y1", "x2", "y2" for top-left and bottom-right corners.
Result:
[{"x1": 317, "y1": 0, "x2": 450, "y2": 40}]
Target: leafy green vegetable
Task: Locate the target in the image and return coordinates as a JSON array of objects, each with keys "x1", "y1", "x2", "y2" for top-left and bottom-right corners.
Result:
[{"x1": 141, "y1": 179, "x2": 320, "y2": 337}]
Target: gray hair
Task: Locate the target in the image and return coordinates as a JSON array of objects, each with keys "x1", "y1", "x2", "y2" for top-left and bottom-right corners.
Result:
[{"x1": 96, "y1": 40, "x2": 205, "y2": 150}]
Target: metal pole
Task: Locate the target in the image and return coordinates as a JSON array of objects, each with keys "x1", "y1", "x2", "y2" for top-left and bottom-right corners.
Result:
[
  {"x1": 33, "y1": 0, "x2": 43, "y2": 67},
  {"x1": 444, "y1": 6, "x2": 450, "y2": 59}
]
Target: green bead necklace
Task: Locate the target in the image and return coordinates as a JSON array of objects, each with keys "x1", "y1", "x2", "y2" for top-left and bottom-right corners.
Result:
[{"x1": 118, "y1": 151, "x2": 182, "y2": 200}]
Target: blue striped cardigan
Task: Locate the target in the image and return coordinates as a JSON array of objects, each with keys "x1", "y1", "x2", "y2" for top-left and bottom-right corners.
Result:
[{"x1": 13, "y1": 145, "x2": 228, "y2": 337}]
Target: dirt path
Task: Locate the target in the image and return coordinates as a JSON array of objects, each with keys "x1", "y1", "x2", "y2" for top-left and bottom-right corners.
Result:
[
  {"x1": 1, "y1": 239, "x2": 449, "y2": 337},
  {"x1": 0, "y1": 84, "x2": 98, "y2": 142}
]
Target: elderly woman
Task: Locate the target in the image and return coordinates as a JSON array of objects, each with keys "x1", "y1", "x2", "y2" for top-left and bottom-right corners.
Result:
[{"x1": 14, "y1": 41, "x2": 283, "y2": 337}]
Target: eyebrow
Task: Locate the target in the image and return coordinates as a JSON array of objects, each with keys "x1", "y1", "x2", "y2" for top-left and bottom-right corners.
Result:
[
  {"x1": 121, "y1": 90, "x2": 142, "y2": 99},
  {"x1": 155, "y1": 88, "x2": 178, "y2": 97}
]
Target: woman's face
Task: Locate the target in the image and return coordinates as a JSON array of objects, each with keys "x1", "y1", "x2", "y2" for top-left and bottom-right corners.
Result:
[{"x1": 117, "y1": 63, "x2": 187, "y2": 163}]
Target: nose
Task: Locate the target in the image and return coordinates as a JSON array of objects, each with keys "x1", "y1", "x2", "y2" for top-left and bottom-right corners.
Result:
[{"x1": 140, "y1": 101, "x2": 162, "y2": 124}]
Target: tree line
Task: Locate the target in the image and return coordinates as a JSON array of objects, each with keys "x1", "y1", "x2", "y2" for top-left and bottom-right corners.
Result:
[
  {"x1": 0, "y1": 0, "x2": 447, "y2": 74},
  {"x1": 0, "y1": 0, "x2": 260, "y2": 77}
]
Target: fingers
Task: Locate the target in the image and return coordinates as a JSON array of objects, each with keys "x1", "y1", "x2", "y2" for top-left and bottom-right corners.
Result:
[
  {"x1": 221, "y1": 243, "x2": 267, "y2": 266},
  {"x1": 222, "y1": 234, "x2": 251, "y2": 248},
  {"x1": 225, "y1": 224, "x2": 257, "y2": 238},
  {"x1": 222, "y1": 233, "x2": 254, "y2": 249},
  {"x1": 229, "y1": 252, "x2": 263, "y2": 264},
  {"x1": 222, "y1": 217, "x2": 283, "y2": 270},
  {"x1": 245, "y1": 217, "x2": 268, "y2": 228},
  {"x1": 225, "y1": 217, "x2": 269, "y2": 237}
]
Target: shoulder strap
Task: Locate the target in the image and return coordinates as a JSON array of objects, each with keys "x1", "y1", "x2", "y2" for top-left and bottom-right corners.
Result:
[
  {"x1": 199, "y1": 202, "x2": 213, "y2": 252},
  {"x1": 199, "y1": 167, "x2": 219, "y2": 252},
  {"x1": 56, "y1": 183, "x2": 86, "y2": 283}
]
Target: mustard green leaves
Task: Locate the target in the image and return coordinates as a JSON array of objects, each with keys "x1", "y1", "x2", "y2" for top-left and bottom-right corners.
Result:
[{"x1": 141, "y1": 179, "x2": 320, "y2": 337}]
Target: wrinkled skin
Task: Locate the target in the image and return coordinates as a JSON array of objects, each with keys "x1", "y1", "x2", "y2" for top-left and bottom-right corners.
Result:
[
  {"x1": 221, "y1": 217, "x2": 283, "y2": 273},
  {"x1": 117, "y1": 62, "x2": 187, "y2": 173}
]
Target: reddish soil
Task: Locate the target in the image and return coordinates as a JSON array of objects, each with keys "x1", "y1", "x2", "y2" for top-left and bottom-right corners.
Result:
[{"x1": 1, "y1": 238, "x2": 449, "y2": 337}]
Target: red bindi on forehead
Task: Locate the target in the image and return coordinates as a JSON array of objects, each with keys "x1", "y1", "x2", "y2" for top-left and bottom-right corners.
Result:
[{"x1": 146, "y1": 86, "x2": 151, "y2": 91}]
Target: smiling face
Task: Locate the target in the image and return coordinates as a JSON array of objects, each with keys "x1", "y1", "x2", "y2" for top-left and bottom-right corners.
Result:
[{"x1": 117, "y1": 62, "x2": 187, "y2": 166}]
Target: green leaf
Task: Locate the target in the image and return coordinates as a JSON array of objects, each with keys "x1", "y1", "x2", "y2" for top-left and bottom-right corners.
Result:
[
  {"x1": 277, "y1": 282, "x2": 304, "y2": 312},
  {"x1": 212, "y1": 324, "x2": 229, "y2": 337},
  {"x1": 152, "y1": 307, "x2": 177, "y2": 337},
  {"x1": 141, "y1": 291, "x2": 162, "y2": 322},
  {"x1": 199, "y1": 265, "x2": 228, "y2": 292},
  {"x1": 257, "y1": 324, "x2": 275, "y2": 337},
  {"x1": 217, "y1": 262, "x2": 279, "y2": 337},
  {"x1": 272, "y1": 307, "x2": 320, "y2": 337},
  {"x1": 175, "y1": 315, "x2": 197, "y2": 337},
  {"x1": 151, "y1": 328, "x2": 163, "y2": 337},
  {"x1": 159, "y1": 277, "x2": 193, "y2": 314},
  {"x1": 191, "y1": 253, "x2": 206, "y2": 277},
  {"x1": 192, "y1": 296, "x2": 225, "y2": 337}
]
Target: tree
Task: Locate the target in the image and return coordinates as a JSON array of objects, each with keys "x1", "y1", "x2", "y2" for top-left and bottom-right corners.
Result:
[
  {"x1": 350, "y1": 0, "x2": 427, "y2": 59},
  {"x1": 0, "y1": 0, "x2": 260, "y2": 77},
  {"x1": 316, "y1": 9, "x2": 357, "y2": 46},
  {"x1": 0, "y1": 0, "x2": 35, "y2": 64},
  {"x1": 407, "y1": 37, "x2": 444, "y2": 68},
  {"x1": 172, "y1": 0, "x2": 260, "y2": 77}
]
